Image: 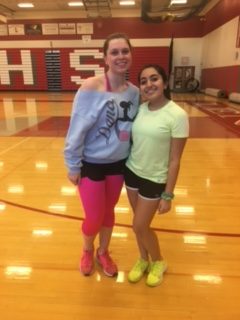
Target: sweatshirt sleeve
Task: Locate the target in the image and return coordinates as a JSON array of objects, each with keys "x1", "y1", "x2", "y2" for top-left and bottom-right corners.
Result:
[{"x1": 64, "y1": 89, "x2": 104, "y2": 174}]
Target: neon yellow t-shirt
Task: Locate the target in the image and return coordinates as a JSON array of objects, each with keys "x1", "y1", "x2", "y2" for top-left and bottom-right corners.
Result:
[{"x1": 126, "y1": 100, "x2": 189, "y2": 183}]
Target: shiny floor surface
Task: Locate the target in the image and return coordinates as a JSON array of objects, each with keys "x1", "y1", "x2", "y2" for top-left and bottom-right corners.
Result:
[{"x1": 0, "y1": 91, "x2": 240, "y2": 320}]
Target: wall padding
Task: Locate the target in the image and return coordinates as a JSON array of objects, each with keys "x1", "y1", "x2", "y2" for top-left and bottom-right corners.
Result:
[
  {"x1": 205, "y1": 87, "x2": 227, "y2": 98},
  {"x1": 229, "y1": 92, "x2": 240, "y2": 103}
]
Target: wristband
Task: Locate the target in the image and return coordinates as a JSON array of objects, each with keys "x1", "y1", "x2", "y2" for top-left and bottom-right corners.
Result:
[{"x1": 161, "y1": 191, "x2": 174, "y2": 201}]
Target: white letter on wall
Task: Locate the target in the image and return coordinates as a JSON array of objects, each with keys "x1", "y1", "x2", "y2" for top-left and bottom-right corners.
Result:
[
  {"x1": 70, "y1": 49, "x2": 104, "y2": 85},
  {"x1": 0, "y1": 50, "x2": 34, "y2": 85}
]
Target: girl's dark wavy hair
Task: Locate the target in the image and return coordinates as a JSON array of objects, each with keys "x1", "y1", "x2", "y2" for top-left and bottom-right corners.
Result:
[{"x1": 138, "y1": 64, "x2": 171, "y2": 100}]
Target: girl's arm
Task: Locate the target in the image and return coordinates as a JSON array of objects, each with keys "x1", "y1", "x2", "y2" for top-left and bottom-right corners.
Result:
[{"x1": 158, "y1": 137, "x2": 187, "y2": 214}]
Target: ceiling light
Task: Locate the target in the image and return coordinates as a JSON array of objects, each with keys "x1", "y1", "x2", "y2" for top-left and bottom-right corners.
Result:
[
  {"x1": 170, "y1": 0, "x2": 187, "y2": 4},
  {"x1": 68, "y1": 1, "x2": 84, "y2": 6},
  {"x1": 18, "y1": 3, "x2": 34, "y2": 8},
  {"x1": 119, "y1": 1, "x2": 135, "y2": 6}
]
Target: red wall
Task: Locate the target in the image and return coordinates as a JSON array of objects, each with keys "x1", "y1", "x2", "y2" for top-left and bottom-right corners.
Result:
[
  {"x1": 200, "y1": 1, "x2": 240, "y2": 93},
  {"x1": 201, "y1": 66, "x2": 240, "y2": 94},
  {"x1": 0, "y1": 49, "x2": 48, "y2": 90},
  {"x1": 0, "y1": 14, "x2": 200, "y2": 91},
  {"x1": 203, "y1": 0, "x2": 240, "y2": 35},
  {"x1": 0, "y1": 0, "x2": 239, "y2": 92},
  {"x1": 0, "y1": 47, "x2": 169, "y2": 91}
]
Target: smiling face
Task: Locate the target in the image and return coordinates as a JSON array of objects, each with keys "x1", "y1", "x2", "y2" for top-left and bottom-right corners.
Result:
[
  {"x1": 139, "y1": 67, "x2": 167, "y2": 104},
  {"x1": 104, "y1": 38, "x2": 132, "y2": 75}
]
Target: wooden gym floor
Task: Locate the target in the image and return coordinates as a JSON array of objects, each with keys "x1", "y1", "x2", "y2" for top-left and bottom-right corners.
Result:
[{"x1": 0, "y1": 91, "x2": 240, "y2": 320}]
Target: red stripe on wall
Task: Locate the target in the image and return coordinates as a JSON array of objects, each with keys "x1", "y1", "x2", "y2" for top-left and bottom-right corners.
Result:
[
  {"x1": 201, "y1": 65, "x2": 240, "y2": 94},
  {"x1": 0, "y1": 47, "x2": 169, "y2": 91}
]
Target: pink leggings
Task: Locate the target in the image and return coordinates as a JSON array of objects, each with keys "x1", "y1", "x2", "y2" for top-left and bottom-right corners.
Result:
[{"x1": 78, "y1": 175, "x2": 124, "y2": 236}]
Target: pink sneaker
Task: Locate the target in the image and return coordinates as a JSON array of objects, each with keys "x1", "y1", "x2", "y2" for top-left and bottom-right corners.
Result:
[
  {"x1": 80, "y1": 250, "x2": 94, "y2": 276},
  {"x1": 96, "y1": 249, "x2": 118, "y2": 277}
]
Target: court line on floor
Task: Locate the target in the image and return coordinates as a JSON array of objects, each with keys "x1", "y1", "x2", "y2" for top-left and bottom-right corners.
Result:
[
  {"x1": 0, "y1": 137, "x2": 30, "y2": 155},
  {"x1": 1, "y1": 198, "x2": 240, "y2": 238}
]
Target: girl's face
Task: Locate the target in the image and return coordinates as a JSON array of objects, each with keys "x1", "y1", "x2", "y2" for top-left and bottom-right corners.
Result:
[
  {"x1": 139, "y1": 67, "x2": 167, "y2": 103},
  {"x1": 104, "y1": 38, "x2": 132, "y2": 74}
]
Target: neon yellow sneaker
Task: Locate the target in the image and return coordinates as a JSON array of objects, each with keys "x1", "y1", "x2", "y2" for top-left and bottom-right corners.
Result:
[
  {"x1": 128, "y1": 258, "x2": 149, "y2": 283},
  {"x1": 146, "y1": 260, "x2": 167, "y2": 287}
]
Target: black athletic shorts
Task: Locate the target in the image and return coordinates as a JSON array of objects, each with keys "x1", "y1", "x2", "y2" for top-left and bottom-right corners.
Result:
[
  {"x1": 81, "y1": 159, "x2": 126, "y2": 181},
  {"x1": 124, "y1": 166, "x2": 166, "y2": 200}
]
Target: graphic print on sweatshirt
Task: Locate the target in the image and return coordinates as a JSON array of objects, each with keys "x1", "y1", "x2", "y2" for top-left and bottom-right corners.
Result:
[{"x1": 96, "y1": 98, "x2": 135, "y2": 144}]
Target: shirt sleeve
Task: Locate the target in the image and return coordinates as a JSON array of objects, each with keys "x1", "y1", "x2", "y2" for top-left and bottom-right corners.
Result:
[
  {"x1": 63, "y1": 89, "x2": 104, "y2": 174},
  {"x1": 172, "y1": 109, "x2": 189, "y2": 138}
]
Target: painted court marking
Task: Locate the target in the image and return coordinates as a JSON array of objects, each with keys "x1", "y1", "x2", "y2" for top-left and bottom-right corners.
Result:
[{"x1": 0, "y1": 137, "x2": 30, "y2": 155}]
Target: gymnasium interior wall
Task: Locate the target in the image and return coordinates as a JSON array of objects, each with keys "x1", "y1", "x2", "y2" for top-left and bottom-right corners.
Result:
[
  {"x1": 0, "y1": 0, "x2": 239, "y2": 93},
  {"x1": 201, "y1": 16, "x2": 240, "y2": 94},
  {"x1": 0, "y1": 17, "x2": 202, "y2": 91}
]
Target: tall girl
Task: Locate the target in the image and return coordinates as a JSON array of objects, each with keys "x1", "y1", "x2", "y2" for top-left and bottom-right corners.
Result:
[{"x1": 64, "y1": 33, "x2": 139, "y2": 277}]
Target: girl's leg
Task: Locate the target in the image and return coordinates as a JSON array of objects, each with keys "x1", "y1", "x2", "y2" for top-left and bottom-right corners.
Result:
[
  {"x1": 126, "y1": 188, "x2": 148, "y2": 261},
  {"x1": 78, "y1": 177, "x2": 107, "y2": 275},
  {"x1": 94, "y1": 175, "x2": 123, "y2": 277},
  {"x1": 134, "y1": 199, "x2": 167, "y2": 287},
  {"x1": 133, "y1": 197, "x2": 162, "y2": 261},
  {"x1": 98, "y1": 226, "x2": 112, "y2": 254},
  {"x1": 78, "y1": 177, "x2": 106, "y2": 251},
  {"x1": 98, "y1": 174, "x2": 124, "y2": 253}
]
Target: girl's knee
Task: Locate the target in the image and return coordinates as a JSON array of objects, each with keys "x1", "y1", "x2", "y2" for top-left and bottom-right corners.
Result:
[
  {"x1": 82, "y1": 221, "x2": 101, "y2": 236},
  {"x1": 133, "y1": 222, "x2": 149, "y2": 236},
  {"x1": 102, "y1": 210, "x2": 115, "y2": 227}
]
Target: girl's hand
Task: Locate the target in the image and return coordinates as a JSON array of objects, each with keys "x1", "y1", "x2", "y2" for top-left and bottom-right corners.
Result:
[
  {"x1": 158, "y1": 199, "x2": 172, "y2": 214},
  {"x1": 68, "y1": 173, "x2": 81, "y2": 185}
]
